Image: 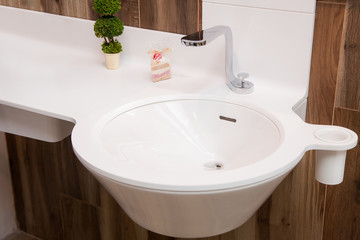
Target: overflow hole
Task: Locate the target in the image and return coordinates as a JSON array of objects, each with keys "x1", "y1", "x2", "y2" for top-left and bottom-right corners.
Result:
[{"x1": 219, "y1": 115, "x2": 236, "y2": 123}]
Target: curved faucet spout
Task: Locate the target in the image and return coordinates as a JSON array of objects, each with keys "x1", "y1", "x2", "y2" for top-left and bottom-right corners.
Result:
[{"x1": 181, "y1": 25, "x2": 253, "y2": 94}]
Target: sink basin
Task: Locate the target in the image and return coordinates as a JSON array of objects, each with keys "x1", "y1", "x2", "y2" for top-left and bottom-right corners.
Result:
[
  {"x1": 72, "y1": 97, "x2": 357, "y2": 238},
  {"x1": 101, "y1": 99, "x2": 282, "y2": 172}
]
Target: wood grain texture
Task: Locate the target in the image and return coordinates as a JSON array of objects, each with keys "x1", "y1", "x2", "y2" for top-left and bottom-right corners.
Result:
[
  {"x1": 139, "y1": 0, "x2": 200, "y2": 34},
  {"x1": 6, "y1": 135, "x2": 63, "y2": 240},
  {"x1": 0, "y1": 0, "x2": 139, "y2": 26},
  {"x1": 18, "y1": 0, "x2": 42, "y2": 11},
  {"x1": 57, "y1": 138, "x2": 100, "y2": 206},
  {"x1": 317, "y1": 0, "x2": 346, "y2": 4},
  {"x1": 256, "y1": 152, "x2": 326, "y2": 240},
  {"x1": 322, "y1": 108, "x2": 360, "y2": 240},
  {"x1": 0, "y1": 0, "x2": 19, "y2": 8},
  {"x1": 116, "y1": 0, "x2": 140, "y2": 27},
  {"x1": 60, "y1": 195, "x2": 101, "y2": 240},
  {"x1": 308, "y1": 3, "x2": 345, "y2": 125},
  {"x1": 335, "y1": 0, "x2": 360, "y2": 111},
  {"x1": 7, "y1": 134, "x2": 159, "y2": 240},
  {"x1": 99, "y1": 186, "x2": 148, "y2": 240},
  {"x1": 59, "y1": 0, "x2": 89, "y2": 19}
]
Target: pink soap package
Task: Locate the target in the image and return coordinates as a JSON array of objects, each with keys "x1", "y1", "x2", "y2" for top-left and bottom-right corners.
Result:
[{"x1": 147, "y1": 46, "x2": 172, "y2": 82}]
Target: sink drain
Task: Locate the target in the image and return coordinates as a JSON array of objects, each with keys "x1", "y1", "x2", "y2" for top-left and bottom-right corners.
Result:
[{"x1": 204, "y1": 161, "x2": 224, "y2": 170}]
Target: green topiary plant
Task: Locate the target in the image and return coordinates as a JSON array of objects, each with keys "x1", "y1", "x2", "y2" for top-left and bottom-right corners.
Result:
[
  {"x1": 102, "y1": 40, "x2": 122, "y2": 53},
  {"x1": 93, "y1": 0, "x2": 124, "y2": 54},
  {"x1": 94, "y1": 0, "x2": 121, "y2": 15}
]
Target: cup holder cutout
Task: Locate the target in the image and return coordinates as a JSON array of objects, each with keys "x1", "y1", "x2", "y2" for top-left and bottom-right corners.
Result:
[{"x1": 314, "y1": 128, "x2": 352, "y2": 143}]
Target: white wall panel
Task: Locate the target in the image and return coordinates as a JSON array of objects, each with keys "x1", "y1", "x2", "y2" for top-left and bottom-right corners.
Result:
[{"x1": 203, "y1": 0, "x2": 315, "y2": 13}]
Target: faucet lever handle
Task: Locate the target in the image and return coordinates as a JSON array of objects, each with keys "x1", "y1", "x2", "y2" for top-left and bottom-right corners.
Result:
[
  {"x1": 237, "y1": 73, "x2": 249, "y2": 82},
  {"x1": 230, "y1": 72, "x2": 253, "y2": 94}
]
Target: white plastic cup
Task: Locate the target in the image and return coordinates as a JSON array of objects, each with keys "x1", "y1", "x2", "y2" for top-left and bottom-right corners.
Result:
[
  {"x1": 315, "y1": 150, "x2": 347, "y2": 185},
  {"x1": 313, "y1": 127, "x2": 353, "y2": 185}
]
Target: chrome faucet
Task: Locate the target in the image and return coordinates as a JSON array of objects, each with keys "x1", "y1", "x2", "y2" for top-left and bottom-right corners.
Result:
[{"x1": 181, "y1": 25, "x2": 253, "y2": 93}]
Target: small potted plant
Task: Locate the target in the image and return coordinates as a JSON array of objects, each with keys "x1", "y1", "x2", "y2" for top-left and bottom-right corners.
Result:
[{"x1": 93, "y1": 0, "x2": 124, "y2": 70}]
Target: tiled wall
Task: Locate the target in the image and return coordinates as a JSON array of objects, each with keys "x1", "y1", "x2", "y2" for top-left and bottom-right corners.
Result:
[{"x1": 1, "y1": 0, "x2": 359, "y2": 239}]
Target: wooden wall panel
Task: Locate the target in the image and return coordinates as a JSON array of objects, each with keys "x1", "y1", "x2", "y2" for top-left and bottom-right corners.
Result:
[
  {"x1": 60, "y1": 195, "x2": 100, "y2": 240},
  {"x1": 308, "y1": 3, "x2": 345, "y2": 125},
  {"x1": 98, "y1": 186, "x2": 148, "y2": 240},
  {"x1": 60, "y1": 0, "x2": 89, "y2": 19},
  {"x1": 317, "y1": 0, "x2": 346, "y2": 3},
  {"x1": 139, "y1": 0, "x2": 201, "y2": 34},
  {"x1": 255, "y1": 152, "x2": 325, "y2": 240},
  {"x1": 6, "y1": 134, "x2": 150, "y2": 240},
  {"x1": 6, "y1": 135, "x2": 63, "y2": 240},
  {"x1": 57, "y1": 138, "x2": 100, "y2": 206},
  {"x1": 116, "y1": 0, "x2": 140, "y2": 27},
  {"x1": 321, "y1": 2, "x2": 360, "y2": 239},
  {"x1": 0, "y1": 0, "x2": 18, "y2": 7},
  {"x1": 322, "y1": 108, "x2": 360, "y2": 240},
  {"x1": 335, "y1": 0, "x2": 360, "y2": 111},
  {"x1": 18, "y1": 0, "x2": 42, "y2": 11}
]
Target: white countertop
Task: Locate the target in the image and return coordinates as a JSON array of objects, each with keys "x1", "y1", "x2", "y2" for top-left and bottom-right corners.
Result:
[{"x1": 0, "y1": 6, "x2": 308, "y2": 126}]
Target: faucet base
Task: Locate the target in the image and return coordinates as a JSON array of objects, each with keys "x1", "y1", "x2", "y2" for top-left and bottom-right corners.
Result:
[{"x1": 228, "y1": 80, "x2": 254, "y2": 94}]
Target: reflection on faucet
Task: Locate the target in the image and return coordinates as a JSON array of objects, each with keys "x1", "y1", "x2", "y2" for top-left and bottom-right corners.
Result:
[{"x1": 181, "y1": 25, "x2": 253, "y2": 94}]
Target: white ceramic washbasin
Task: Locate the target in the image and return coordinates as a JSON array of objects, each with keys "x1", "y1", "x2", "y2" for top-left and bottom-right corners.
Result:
[
  {"x1": 101, "y1": 99, "x2": 282, "y2": 173},
  {"x1": 72, "y1": 97, "x2": 357, "y2": 238}
]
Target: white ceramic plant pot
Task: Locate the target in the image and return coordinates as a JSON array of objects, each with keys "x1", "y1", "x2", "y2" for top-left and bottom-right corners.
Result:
[{"x1": 104, "y1": 53, "x2": 120, "y2": 70}]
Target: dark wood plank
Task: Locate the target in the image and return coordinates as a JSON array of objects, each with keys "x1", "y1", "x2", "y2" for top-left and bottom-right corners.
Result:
[
  {"x1": 116, "y1": 0, "x2": 140, "y2": 27},
  {"x1": 33, "y1": 0, "x2": 88, "y2": 19},
  {"x1": 317, "y1": 0, "x2": 346, "y2": 4},
  {"x1": 60, "y1": 195, "x2": 101, "y2": 240},
  {"x1": 256, "y1": 198, "x2": 271, "y2": 240},
  {"x1": 98, "y1": 186, "x2": 148, "y2": 240},
  {"x1": 219, "y1": 215, "x2": 257, "y2": 240},
  {"x1": 85, "y1": 0, "x2": 97, "y2": 20},
  {"x1": 139, "y1": 0, "x2": 200, "y2": 34},
  {"x1": 323, "y1": 108, "x2": 360, "y2": 240},
  {"x1": 256, "y1": 152, "x2": 326, "y2": 240},
  {"x1": 308, "y1": 3, "x2": 345, "y2": 125},
  {"x1": 6, "y1": 134, "x2": 63, "y2": 240},
  {"x1": 18, "y1": 0, "x2": 42, "y2": 11},
  {"x1": 336, "y1": 0, "x2": 360, "y2": 111},
  {"x1": 57, "y1": 137, "x2": 100, "y2": 206},
  {"x1": 148, "y1": 232, "x2": 174, "y2": 240},
  {"x1": 0, "y1": 0, "x2": 19, "y2": 7},
  {"x1": 6, "y1": 135, "x2": 102, "y2": 239},
  {"x1": 37, "y1": 0, "x2": 61, "y2": 16},
  {"x1": 59, "y1": 0, "x2": 88, "y2": 19}
]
